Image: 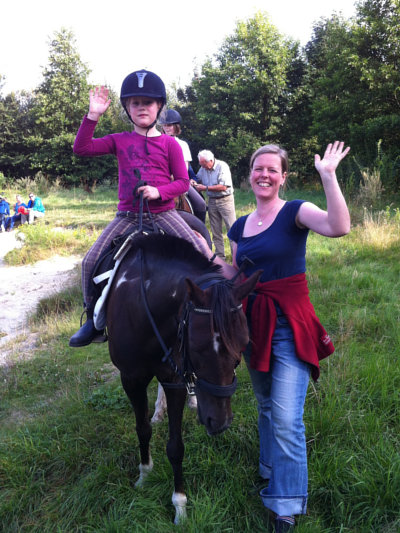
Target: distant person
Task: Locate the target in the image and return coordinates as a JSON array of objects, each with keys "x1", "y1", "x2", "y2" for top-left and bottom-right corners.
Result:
[
  {"x1": 159, "y1": 109, "x2": 207, "y2": 223},
  {"x1": 69, "y1": 70, "x2": 210, "y2": 348},
  {"x1": 0, "y1": 193, "x2": 10, "y2": 232},
  {"x1": 193, "y1": 150, "x2": 236, "y2": 260},
  {"x1": 21, "y1": 193, "x2": 45, "y2": 224},
  {"x1": 5, "y1": 194, "x2": 28, "y2": 231}
]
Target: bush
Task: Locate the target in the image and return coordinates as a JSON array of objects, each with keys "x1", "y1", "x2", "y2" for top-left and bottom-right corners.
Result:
[{"x1": 356, "y1": 168, "x2": 384, "y2": 207}]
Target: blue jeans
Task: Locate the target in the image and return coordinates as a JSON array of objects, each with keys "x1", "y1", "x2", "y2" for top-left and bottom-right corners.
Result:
[
  {"x1": 244, "y1": 309, "x2": 310, "y2": 517},
  {"x1": 5, "y1": 214, "x2": 21, "y2": 229}
]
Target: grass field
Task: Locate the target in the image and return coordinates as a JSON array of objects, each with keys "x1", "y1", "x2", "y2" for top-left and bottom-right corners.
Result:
[{"x1": 0, "y1": 186, "x2": 399, "y2": 532}]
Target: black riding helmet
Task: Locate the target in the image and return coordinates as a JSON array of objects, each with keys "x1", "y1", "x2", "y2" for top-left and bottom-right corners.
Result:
[
  {"x1": 120, "y1": 69, "x2": 167, "y2": 154},
  {"x1": 159, "y1": 109, "x2": 182, "y2": 125},
  {"x1": 120, "y1": 69, "x2": 166, "y2": 123}
]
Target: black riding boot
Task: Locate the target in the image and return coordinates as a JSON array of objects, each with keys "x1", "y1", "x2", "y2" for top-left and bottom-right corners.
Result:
[{"x1": 69, "y1": 305, "x2": 107, "y2": 347}]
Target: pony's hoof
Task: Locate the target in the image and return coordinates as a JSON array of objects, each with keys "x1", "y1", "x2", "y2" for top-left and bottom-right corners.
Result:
[
  {"x1": 187, "y1": 395, "x2": 198, "y2": 410},
  {"x1": 134, "y1": 458, "x2": 153, "y2": 487},
  {"x1": 172, "y1": 492, "x2": 187, "y2": 525},
  {"x1": 151, "y1": 411, "x2": 165, "y2": 424}
]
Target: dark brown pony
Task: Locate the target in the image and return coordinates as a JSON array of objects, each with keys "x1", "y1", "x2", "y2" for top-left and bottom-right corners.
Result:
[{"x1": 106, "y1": 233, "x2": 260, "y2": 523}]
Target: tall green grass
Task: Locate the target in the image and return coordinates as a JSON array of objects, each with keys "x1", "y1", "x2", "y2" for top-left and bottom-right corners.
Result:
[{"x1": 0, "y1": 187, "x2": 399, "y2": 531}]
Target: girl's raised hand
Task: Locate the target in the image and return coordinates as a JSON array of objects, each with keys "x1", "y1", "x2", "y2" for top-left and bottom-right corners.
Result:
[
  {"x1": 88, "y1": 86, "x2": 111, "y2": 120},
  {"x1": 315, "y1": 141, "x2": 350, "y2": 177}
]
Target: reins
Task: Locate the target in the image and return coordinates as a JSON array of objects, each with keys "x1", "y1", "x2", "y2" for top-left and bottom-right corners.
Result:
[{"x1": 133, "y1": 182, "x2": 241, "y2": 398}]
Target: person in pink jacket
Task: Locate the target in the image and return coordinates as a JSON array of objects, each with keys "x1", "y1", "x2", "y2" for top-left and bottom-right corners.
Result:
[{"x1": 69, "y1": 69, "x2": 208, "y2": 348}]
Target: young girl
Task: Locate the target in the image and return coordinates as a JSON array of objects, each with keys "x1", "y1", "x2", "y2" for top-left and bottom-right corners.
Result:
[{"x1": 69, "y1": 69, "x2": 208, "y2": 348}]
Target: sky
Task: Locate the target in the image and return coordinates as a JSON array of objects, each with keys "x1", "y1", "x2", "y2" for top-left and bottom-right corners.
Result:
[{"x1": 1, "y1": 0, "x2": 357, "y2": 95}]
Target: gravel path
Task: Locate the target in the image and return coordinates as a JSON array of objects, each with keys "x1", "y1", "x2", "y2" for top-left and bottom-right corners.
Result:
[{"x1": 0, "y1": 230, "x2": 81, "y2": 364}]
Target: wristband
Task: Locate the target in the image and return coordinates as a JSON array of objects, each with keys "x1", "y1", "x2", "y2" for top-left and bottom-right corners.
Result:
[{"x1": 210, "y1": 253, "x2": 217, "y2": 261}]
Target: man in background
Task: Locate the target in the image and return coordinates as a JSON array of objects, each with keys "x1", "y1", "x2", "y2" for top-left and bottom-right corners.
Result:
[{"x1": 192, "y1": 150, "x2": 236, "y2": 260}]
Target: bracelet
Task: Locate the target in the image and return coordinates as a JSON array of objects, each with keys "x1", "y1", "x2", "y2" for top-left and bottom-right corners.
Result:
[{"x1": 210, "y1": 253, "x2": 217, "y2": 261}]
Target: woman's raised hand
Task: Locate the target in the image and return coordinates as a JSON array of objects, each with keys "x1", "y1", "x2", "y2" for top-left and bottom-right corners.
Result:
[
  {"x1": 315, "y1": 141, "x2": 350, "y2": 177},
  {"x1": 88, "y1": 86, "x2": 111, "y2": 120}
]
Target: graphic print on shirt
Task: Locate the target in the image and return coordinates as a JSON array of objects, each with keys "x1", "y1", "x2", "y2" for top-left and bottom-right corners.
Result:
[{"x1": 119, "y1": 145, "x2": 152, "y2": 197}]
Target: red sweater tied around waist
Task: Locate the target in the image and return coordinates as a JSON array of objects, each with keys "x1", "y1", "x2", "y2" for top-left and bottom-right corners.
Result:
[{"x1": 243, "y1": 273, "x2": 334, "y2": 381}]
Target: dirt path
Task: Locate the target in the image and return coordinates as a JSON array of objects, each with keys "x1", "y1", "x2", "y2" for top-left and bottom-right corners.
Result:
[{"x1": 0, "y1": 230, "x2": 81, "y2": 364}]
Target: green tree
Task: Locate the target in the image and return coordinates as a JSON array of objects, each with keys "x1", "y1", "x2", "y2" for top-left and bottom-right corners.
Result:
[
  {"x1": 28, "y1": 28, "x2": 119, "y2": 188},
  {"x1": 349, "y1": 0, "x2": 400, "y2": 167},
  {"x1": 306, "y1": 0, "x2": 400, "y2": 181},
  {"x1": 27, "y1": 28, "x2": 91, "y2": 184},
  {"x1": 305, "y1": 14, "x2": 358, "y2": 143},
  {"x1": 0, "y1": 82, "x2": 34, "y2": 178},
  {"x1": 176, "y1": 12, "x2": 300, "y2": 183}
]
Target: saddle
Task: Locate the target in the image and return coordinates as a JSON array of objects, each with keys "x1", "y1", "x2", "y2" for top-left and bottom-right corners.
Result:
[
  {"x1": 92, "y1": 223, "x2": 164, "y2": 330},
  {"x1": 92, "y1": 177, "x2": 164, "y2": 330},
  {"x1": 174, "y1": 193, "x2": 193, "y2": 215}
]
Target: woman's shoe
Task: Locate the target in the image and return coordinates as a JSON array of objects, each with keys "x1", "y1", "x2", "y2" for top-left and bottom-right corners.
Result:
[{"x1": 274, "y1": 518, "x2": 295, "y2": 532}]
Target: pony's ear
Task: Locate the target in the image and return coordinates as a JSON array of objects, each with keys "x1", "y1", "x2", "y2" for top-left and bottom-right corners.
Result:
[
  {"x1": 233, "y1": 270, "x2": 262, "y2": 301},
  {"x1": 185, "y1": 278, "x2": 208, "y2": 306}
]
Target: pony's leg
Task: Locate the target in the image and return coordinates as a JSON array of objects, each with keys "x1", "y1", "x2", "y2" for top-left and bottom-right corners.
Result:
[
  {"x1": 164, "y1": 387, "x2": 188, "y2": 525},
  {"x1": 151, "y1": 382, "x2": 168, "y2": 424},
  {"x1": 152, "y1": 382, "x2": 197, "y2": 423},
  {"x1": 120, "y1": 373, "x2": 153, "y2": 487}
]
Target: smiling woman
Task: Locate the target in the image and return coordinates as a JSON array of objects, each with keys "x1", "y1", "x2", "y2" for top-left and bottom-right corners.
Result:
[
  {"x1": 247, "y1": 147, "x2": 288, "y2": 230},
  {"x1": 211, "y1": 141, "x2": 352, "y2": 532}
]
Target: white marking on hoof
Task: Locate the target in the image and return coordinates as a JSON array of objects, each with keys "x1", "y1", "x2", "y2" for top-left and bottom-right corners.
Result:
[
  {"x1": 172, "y1": 491, "x2": 187, "y2": 525},
  {"x1": 151, "y1": 383, "x2": 167, "y2": 424},
  {"x1": 134, "y1": 456, "x2": 153, "y2": 488},
  {"x1": 187, "y1": 394, "x2": 198, "y2": 410}
]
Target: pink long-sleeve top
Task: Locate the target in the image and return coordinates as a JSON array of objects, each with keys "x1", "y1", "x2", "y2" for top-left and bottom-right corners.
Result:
[{"x1": 73, "y1": 116, "x2": 190, "y2": 213}]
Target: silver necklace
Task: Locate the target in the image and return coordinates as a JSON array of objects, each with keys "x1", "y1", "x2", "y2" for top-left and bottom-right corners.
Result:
[
  {"x1": 255, "y1": 211, "x2": 266, "y2": 226},
  {"x1": 255, "y1": 204, "x2": 280, "y2": 226}
]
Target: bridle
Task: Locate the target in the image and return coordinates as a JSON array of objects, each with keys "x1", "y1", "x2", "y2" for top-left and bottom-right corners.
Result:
[{"x1": 160, "y1": 274, "x2": 243, "y2": 398}]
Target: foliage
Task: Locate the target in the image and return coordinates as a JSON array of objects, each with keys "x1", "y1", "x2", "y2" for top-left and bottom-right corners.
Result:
[
  {"x1": 176, "y1": 12, "x2": 303, "y2": 184},
  {"x1": 356, "y1": 167, "x2": 384, "y2": 206},
  {"x1": 1, "y1": 1, "x2": 400, "y2": 191},
  {"x1": 0, "y1": 90, "x2": 34, "y2": 178},
  {"x1": 25, "y1": 28, "x2": 122, "y2": 190},
  {"x1": 305, "y1": 0, "x2": 400, "y2": 171},
  {"x1": 0, "y1": 29, "x2": 123, "y2": 190}
]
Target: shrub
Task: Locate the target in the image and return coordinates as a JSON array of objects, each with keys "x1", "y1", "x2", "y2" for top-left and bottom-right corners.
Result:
[{"x1": 356, "y1": 168, "x2": 384, "y2": 207}]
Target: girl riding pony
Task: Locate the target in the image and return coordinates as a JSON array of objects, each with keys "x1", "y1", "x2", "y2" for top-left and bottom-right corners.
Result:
[{"x1": 69, "y1": 69, "x2": 208, "y2": 347}]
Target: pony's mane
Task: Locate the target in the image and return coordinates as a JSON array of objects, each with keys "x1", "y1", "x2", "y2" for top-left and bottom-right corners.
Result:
[
  {"x1": 209, "y1": 282, "x2": 242, "y2": 358},
  {"x1": 128, "y1": 233, "x2": 221, "y2": 273}
]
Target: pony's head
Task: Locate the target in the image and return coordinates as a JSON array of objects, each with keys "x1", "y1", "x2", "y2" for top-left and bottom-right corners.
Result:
[{"x1": 185, "y1": 271, "x2": 261, "y2": 435}]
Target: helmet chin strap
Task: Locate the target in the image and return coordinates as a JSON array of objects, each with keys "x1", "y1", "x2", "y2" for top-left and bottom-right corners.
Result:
[{"x1": 124, "y1": 105, "x2": 163, "y2": 155}]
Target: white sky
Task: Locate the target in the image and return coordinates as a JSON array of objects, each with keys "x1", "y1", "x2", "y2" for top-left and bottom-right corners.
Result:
[{"x1": 1, "y1": 0, "x2": 357, "y2": 95}]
